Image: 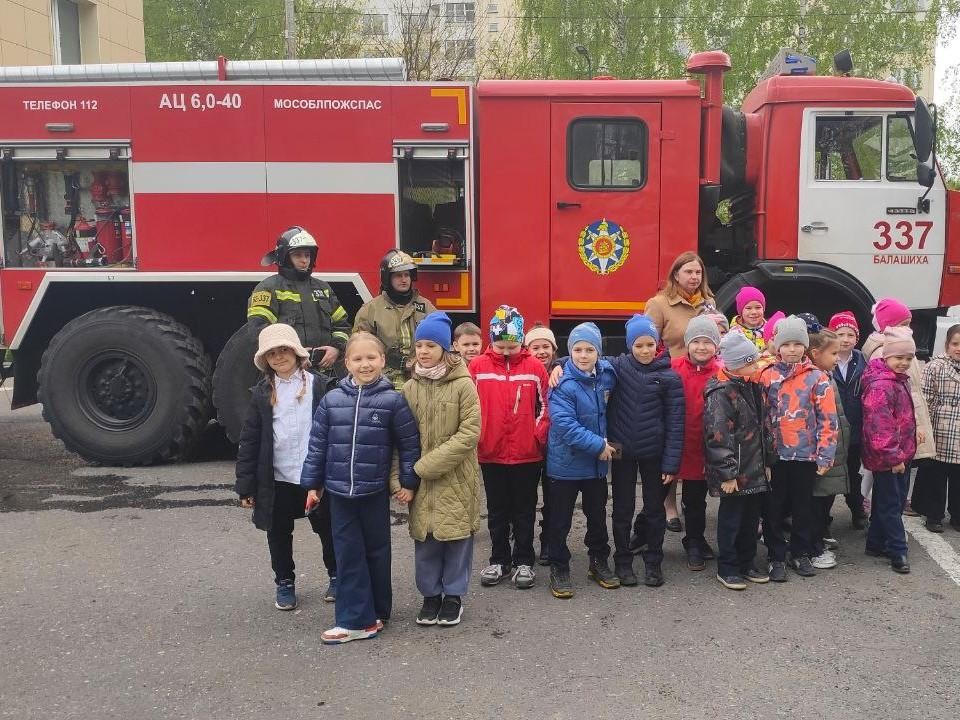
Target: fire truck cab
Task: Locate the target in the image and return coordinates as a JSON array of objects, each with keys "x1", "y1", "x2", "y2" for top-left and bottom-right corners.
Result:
[{"x1": 0, "y1": 52, "x2": 955, "y2": 465}]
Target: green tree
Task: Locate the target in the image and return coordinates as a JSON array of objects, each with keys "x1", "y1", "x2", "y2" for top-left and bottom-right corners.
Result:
[
  {"x1": 144, "y1": 0, "x2": 363, "y2": 62},
  {"x1": 516, "y1": 0, "x2": 959, "y2": 106}
]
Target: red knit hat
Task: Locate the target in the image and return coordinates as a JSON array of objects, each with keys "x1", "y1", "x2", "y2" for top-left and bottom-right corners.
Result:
[{"x1": 828, "y1": 311, "x2": 859, "y2": 338}]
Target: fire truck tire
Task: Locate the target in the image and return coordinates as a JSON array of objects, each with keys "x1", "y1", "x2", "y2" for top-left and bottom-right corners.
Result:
[
  {"x1": 211, "y1": 325, "x2": 259, "y2": 444},
  {"x1": 37, "y1": 306, "x2": 212, "y2": 466}
]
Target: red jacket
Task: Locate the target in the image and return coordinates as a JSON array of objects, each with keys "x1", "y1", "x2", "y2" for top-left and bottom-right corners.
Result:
[
  {"x1": 469, "y1": 347, "x2": 550, "y2": 464},
  {"x1": 672, "y1": 355, "x2": 722, "y2": 480}
]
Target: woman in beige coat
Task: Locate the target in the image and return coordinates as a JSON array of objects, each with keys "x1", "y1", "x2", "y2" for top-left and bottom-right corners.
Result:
[
  {"x1": 396, "y1": 311, "x2": 481, "y2": 627},
  {"x1": 645, "y1": 251, "x2": 716, "y2": 359}
]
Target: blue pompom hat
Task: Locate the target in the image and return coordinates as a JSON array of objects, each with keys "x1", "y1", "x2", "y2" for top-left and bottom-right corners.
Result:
[{"x1": 415, "y1": 311, "x2": 453, "y2": 351}]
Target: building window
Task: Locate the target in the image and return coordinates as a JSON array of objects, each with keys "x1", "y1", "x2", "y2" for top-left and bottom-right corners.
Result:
[
  {"x1": 446, "y1": 2, "x2": 475, "y2": 23},
  {"x1": 444, "y1": 39, "x2": 475, "y2": 61},
  {"x1": 568, "y1": 119, "x2": 647, "y2": 190},
  {"x1": 488, "y1": 3, "x2": 498, "y2": 11},
  {"x1": 362, "y1": 13, "x2": 388, "y2": 36},
  {"x1": 814, "y1": 116, "x2": 882, "y2": 181},
  {"x1": 53, "y1": 0, "x2": 82, "y2": 64},
  {"x1": 488, "y1": 21, "x2": 498, "y2": 32}
]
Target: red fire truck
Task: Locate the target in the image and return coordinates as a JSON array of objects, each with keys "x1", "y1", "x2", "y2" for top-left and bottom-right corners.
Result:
[{"x1": 1, "y1": 52, "x2": 957, "y2": 465}]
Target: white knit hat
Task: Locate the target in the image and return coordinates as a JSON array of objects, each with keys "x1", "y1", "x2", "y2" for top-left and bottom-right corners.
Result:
[{"x1": 254, "y1": 323, "x2": 309, "y2": 372}]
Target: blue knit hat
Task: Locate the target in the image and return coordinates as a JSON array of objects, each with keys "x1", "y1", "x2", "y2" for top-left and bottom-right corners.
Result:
[
  {"x1": 415, "y1": 311, "x2": 453, "y2": 351},
  {"x1": 625, "y1": 313, "x2": 659, "y2": 348},
  {"x1": 568, "y1": 322, "x2": 603, "y2": 354},
  {"x1": 489, "y1": 305, "x2": 524, "y2": 343}
]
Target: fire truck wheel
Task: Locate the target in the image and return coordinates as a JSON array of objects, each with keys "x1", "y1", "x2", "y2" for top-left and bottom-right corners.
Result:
[
  {"x1": 211, "y1": 325, "x2": 259, "y2": 443},
  {"x1": 37, "y1": 306, "x2": 212, "y2": 466}
]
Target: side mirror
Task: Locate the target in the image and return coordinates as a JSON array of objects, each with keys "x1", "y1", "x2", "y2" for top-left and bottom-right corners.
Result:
[
  {"x1": 917, "y1": 163, "x2": 936, "y2": 188},
  {"x1": 914, "y1": 97, "x2": 935, "y2": 164}
]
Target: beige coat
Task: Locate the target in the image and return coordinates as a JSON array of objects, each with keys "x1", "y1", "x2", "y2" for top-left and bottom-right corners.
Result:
[
  {"x1": 862, "y1": 331, "x2": 936, "y2": 460},
  {"x1": 645, "y1": 292, "x2": 710, "y2": 358},
  {"x1": 396, "y1": 361, "x2": 481, "y2": 542}
]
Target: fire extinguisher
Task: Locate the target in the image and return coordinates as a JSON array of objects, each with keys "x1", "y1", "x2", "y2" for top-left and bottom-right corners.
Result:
[
  {"x1": 119, "y1": 207, "x2": 132, "y2": 261},
  {"x1": 74, "y1": 216, "x2": 97, "y2": 257},
  {"x1": 96, "y1": 207, "x2": 121, "y2": 263}
]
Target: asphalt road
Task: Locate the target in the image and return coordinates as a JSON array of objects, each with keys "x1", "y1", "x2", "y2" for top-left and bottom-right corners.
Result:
[{"x1": 2, "y1": 398, "x2": 960, "y2": 720}]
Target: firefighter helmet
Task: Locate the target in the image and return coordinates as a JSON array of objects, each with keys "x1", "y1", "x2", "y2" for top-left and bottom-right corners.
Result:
[
  {"x1": 260, "y1": 226, "x2": 319, "y2": 269},
  {"x1": 379, "y1": 249, "x2": 418, "y2": 290}
]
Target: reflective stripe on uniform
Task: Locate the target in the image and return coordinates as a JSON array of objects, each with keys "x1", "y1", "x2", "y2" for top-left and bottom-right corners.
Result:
[
  {"x1": 247, "y1": 305, "x2": 278, "y2": 323},
  {"x1": 275, "y1": 290, "x2": 301, "y2": 302},
  {"x1": 332, "y1": 331, "x2": 350, "y2": 343},
  {"x1": 331, "y1": 305, "x2": 347, "y2": 322}
]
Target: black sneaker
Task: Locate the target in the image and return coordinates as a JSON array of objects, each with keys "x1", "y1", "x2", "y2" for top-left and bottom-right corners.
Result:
[
  {"x1": 537, "y1": 542, "x2": 551, "y2": 566},
  {"x1": 588, "y1": 557, "x2": 620, "y2": 589},
  {"x1": 768, "y1": 561, "x2": 788, "y2": 583},
  {"x1": 666, "y1": 518, "x2": 683, "y2": 533},
  {"x1": 743, "y1": 567, "x2": 770, "y2": 583},
  {"x1": 437, "y1": 595, "x2": 463, "y2": 625},
  {"x1": 629, "y1": 532, "x2": 647, "y2": 554},
  {"x1": 550, "y1": 566, "x2": 574, "y2": 599},
  {"x1": 891, "y1": 556, "x2": 911, "y2": 574},
  {"x1": 416, "y1": 594, "x2": 443, "y2": 625},
  {"x1": 685, "y1": 543, "x2": 706, "y2": 571},
  {"x1": 789, "y1": 555, "x2": 817, "y2": 577},
  {"x1": 717, "y1": 573, "x2": 746, "y2": 590},
  {"x1": 323, "y1": 576, "x2": 337, "y2": 603},
  {"x1": 643, "y1": 564, "x2": 665, "y2": 587},
  {"x1": 615, "y1": 562, "x2": 638, "y2": 587},
  {"x1": 275, "y1": 580, "x2": 297, "y2": 611},
  {"x1": 925, "y1": 519, "x2": 945, "y2": 533}
]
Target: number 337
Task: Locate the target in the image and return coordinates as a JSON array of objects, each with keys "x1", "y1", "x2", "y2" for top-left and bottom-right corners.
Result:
[{"x1": 874, "y1": 220, "x2": 933, "y2": 251}]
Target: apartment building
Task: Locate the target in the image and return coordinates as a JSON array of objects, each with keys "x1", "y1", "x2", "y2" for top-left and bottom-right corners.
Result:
[{"x1": 1, "y1": 0, "x2": 145, "y2": 66}]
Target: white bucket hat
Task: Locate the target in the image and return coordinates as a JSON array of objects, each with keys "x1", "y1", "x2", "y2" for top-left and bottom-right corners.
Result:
[{"x1": 254, "y1": 323, "x2": 309, "y2": 372}]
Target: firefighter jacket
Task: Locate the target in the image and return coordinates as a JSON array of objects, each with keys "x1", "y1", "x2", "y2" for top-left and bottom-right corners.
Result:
[
  {"x1": 352, "y1": 291, "x2": 437, "y2": 389},
  {"x1": 246, "y1": 274, "x2": 350, "y2": 351}
]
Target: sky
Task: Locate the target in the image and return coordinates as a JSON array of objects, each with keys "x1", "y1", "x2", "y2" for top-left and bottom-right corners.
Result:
[{"x1": 935, "y1": 16, "x2": 960, "y2": 102}]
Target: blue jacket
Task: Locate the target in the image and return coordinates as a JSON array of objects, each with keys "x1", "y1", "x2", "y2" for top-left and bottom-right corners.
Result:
[
  {"x1": 300, "y1": 376, "x2": 421, "y2": 497},
  {"x1": 606, "y1": 351, "x2": 685, "y2": 473},
  {"x1": 832, "y1": 349, "x2": 865, "y2": 445},
  {"x1": 546, "y1": 358, "x2": 618, "y2": 480}
]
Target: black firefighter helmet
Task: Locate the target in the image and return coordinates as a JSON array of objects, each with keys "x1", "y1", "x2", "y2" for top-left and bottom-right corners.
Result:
[
  {"x1": 261, "y1": 226, "x2": 319, "y2": 278},
  {"x1": 379, "y1": 249, "x2": 418, "y2": 292}
]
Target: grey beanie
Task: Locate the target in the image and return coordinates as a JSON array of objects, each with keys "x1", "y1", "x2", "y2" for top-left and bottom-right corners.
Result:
[
  {"x1": 773, "y1": 314, "x2": 810, "y2": 350},
  {"x1": 684, "y1": 314, "x2": 721, "y2": 348},
  {"x1": 720, "y1": 331, "x2": 760, "y2": 370}
]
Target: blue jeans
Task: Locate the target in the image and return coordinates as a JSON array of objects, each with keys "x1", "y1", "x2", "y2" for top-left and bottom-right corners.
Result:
[
  {"x1": 866, "y1": 470, "x2": 909, "y2": 557},
  {"x1": 329, "y1": 491, "x2": 391, "y2": 629},
  {"x1": 716, "y1": 493, "x2": 763, "y2": 577},
  {"x1": 414, "y1": 534, "x2": 474, "y2": 597}
]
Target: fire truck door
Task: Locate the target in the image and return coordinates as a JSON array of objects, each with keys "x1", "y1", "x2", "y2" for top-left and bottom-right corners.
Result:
[
  {"x1": 550, "y1": 102, "x2": 661, "y2": 316},
  {"x1": 797, "y1": 109, "x2": 946, "y2": 308}
]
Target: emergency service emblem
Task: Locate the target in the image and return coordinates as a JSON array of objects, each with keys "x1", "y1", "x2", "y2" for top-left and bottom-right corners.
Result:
[{"x1": 577, "y1": 218, "x2": 629, "y2": 276}]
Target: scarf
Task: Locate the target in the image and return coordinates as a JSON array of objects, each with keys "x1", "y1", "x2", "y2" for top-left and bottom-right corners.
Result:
[
  {"x1": 414, "y1": 362, "x2": 448, "y2": 380},
  {"x1": 679, "y1": 289, "x2": 703, "y2": 307}
]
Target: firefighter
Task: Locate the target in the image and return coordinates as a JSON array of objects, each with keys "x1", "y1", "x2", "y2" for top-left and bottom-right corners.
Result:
[
  {"x1": 353, "y1": 249, "x2": 437, "y2": 389},
  {"x1": 247, "y1": 226, "x2": 351, "y2": 369}
]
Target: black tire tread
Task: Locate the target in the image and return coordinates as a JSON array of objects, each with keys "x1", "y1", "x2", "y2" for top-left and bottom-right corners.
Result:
[{"x1": 37, "y1": 305, "x2": 212, "y2": 466}]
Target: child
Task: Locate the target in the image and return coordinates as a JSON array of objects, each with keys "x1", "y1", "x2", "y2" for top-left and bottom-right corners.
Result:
[
  {"x1": 861, "y1": 327, "x2": 918, "y2": 573},
  {"x1": 915, "y1": 324, "x2": 960, "y2": 532},
  {"x1": 453, "y1": 322, "x2": 484, "y2": 363},
  {"x1": 664, "y1": 315, "x2": 723, "y2": 571},
  {"x1": 807, "y1": 329, "x2": 848, "y2": 570},
  {"x1": 707, "y1": 312, "x2": 730, "y2": 338},
  {"x1": 546, "y1": 322, "x2": 619, "y2": 598},
  {"x1": 524, "y1": 322, "x2": 559, "y2": 565},
  {"x1": 829, "y1": 311, "x2": 869, "y2": 529},
  {"x1": 730, "y1": 286, "x2": 767, "y2": 351},
  {"x1": 400, "y1": 312, "x2": 481, "y2": 626},
  {"x1": 760, "y1": 315, "x2": 838, "y2": 581},
  {"x1": 607, "y1": 314, "x2": 685, "y2": 587},
  {"x1": 235, "y1": 324, "x2": 338, "y2": 611},
  {"x1": 704, "y1": 332, "x2": 773, "y2": 590},
  {"x1": 760, "y1": 311, "x2": 786, "y2": 359},
  {"x1": 301, "y1": 331, "x2": 421, "y2": 644},
  {"x1": 470, "y1": 305, "x2": 550, "y2": 589}
]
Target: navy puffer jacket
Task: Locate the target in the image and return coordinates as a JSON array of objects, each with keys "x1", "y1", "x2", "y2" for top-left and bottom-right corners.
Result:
[
  {"x1": 606, "y1": 351, "x2": 685, "y2": 474},
  {"x1": 300, "y1": 376, "x2": 421, "y2": 497}
]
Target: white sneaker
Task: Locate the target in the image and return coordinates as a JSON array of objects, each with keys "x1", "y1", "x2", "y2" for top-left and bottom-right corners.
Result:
[
  {"x1": 823, "y1": 537, "x2": 839, "y2": 550},
  {"x1": 480, "y1": 564, "x2": 505, "y2": 586},
  {"x1": 321, "y1": 624, "x2": 379, "y2": 644},
  {"x1": 811, "y1": 551, "x2": 838, "y2": 569},
  {"x1": 511, "y1": 564, "x2": 536, "y2": 589}
]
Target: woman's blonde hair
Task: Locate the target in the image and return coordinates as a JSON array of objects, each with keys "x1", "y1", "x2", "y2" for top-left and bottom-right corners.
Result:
[{"x1": 659, "y1": 251, "x2": 714, "y2": 301}]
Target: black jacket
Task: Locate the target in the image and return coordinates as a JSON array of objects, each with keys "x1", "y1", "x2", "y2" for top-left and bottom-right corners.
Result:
[
  {"x1": 235, "y1": 372, "x2": 336, "y2": 530},
  {"x1": 606, "y1": 351, "x2": 685, "y2": 473},
  {"x1": 832, "y1": 349, "x2": 865, "y2": 445},
  {"x1": 703, "y1": 370, "x2": 774, "y2": 497},
  {"x1": 246, "y1": 271, "x2": 350, "y2": 350}
]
